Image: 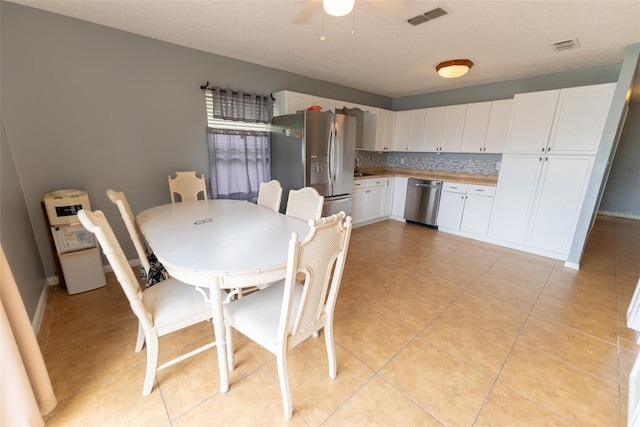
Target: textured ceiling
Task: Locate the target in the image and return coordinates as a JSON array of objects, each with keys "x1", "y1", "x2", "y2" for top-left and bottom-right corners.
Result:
[{"x1": 9, "y1": 0, "x2": 640, "y2": 98}]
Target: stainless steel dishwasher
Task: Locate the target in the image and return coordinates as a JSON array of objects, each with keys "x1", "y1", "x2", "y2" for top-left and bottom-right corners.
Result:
[{"x1": 404, "y1": 178, "x2": 442, "y2": 228}]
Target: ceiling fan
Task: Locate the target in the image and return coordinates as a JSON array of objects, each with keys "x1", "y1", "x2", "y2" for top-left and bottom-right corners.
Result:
[{"x1": 292, "y1": 0, "x2": 406, "y2": 25}]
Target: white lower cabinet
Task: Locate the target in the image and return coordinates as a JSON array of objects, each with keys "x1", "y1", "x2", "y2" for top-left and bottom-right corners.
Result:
[
  {"x1": 460, "y1": 192, "x2": 495, "y2": 235},
  {"x1": 352, "y1": 185, "x2": 367, "y2": 224},
  {"x1": 352, "y1": 178, "x2": 386, "y2": 225},
  {"x1": 391, "y1": 177, "x2": 408, "y2": 219},
  {"x1": 382, "y1": 177, "x2": 394, "y2": 216},
  {"x1": 487, "y1": 155, "x2": 542, "y2": 244},
  {"x1": 437, "y1": 183, "x2": 467, "y2": 229},
  {"x1": 525, "y1": 155, "x2": 594, "y2": 253},
  {"x1": 488, "y1": 153, "x2": 594, "y2": 256},
  {"x1": 438, "y1": 182, "x2": 495, "y2": 235}
]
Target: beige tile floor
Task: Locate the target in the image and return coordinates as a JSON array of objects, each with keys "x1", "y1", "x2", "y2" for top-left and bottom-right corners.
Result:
[{"x1": 39, "y1": 215, "x2": 640, "y2": 426}]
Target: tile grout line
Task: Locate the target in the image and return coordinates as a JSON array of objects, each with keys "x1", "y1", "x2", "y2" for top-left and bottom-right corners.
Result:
[{"x1": 470, "y1": 251, "x2": 560, "y2": 425}]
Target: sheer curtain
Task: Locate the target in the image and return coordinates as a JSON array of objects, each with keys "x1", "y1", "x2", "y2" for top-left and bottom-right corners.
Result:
[
  {"x1": 207, "y1": 88, "x2": 273, "y2": 200},
  {"x1": 208, "y1": 130, "x2": 270, "y2": 201}
]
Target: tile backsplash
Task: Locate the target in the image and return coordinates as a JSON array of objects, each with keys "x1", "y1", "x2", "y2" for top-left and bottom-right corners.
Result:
[{"x1": 356, "y1": 150, "x2": 501, "y2": 176}]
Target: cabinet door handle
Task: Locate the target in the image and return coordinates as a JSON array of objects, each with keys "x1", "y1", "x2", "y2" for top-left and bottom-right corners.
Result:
[
  {"x1": 541, "y1": 147, "x2": 545, "y2": 152},
  {"x1": 539, "y1": 157, "x2": 542, "y2": 161},
  {"x1": 547, "y1": 147, "x2": 551, "y2": 152},
  {"x1": 545, "y1": 157, "x2": 548, "y2": 161}
]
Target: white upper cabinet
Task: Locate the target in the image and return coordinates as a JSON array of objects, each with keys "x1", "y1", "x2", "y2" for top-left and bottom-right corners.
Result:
[
  {"x1": 504, "y1": 89, "x2": 560, "y2": 154},
  {"x1": 311, "y1": 96, "x2": 336, "y2": 112},
  {"x1": 459, "y1": 102, "x2": 492, "y2": 153},
  {"x1": 422, "y1": 107, "x2": 445, "y2": 152},
  {"x1": 483, "y1": 99, "x2": 514, "y2": 153},
  {"x1": 337, "y1": 101, "x2": 375, "y2": 112},
  {"x1": 392, "y1": 111, "x2": 411, "y2": 151},
  {"x1": 273, "y1": 90, "x2": 379, "y2": 117},
  {"x1": 384, "y1": 111, "x2": 397, "y2": 151},
  {"x1": 372, "y1": 109, "x2": 391, "y2": 151},
  {"x1": 407, "y1": 109, "x2": 426, "y2": 152},
  {"x1": 504, "y1": 83, "x2": 615, "y2": 155},
  {"x1": 547, "y1": 83, "x2": 615, "y2": 155},
  {"x1": 272, "y1": 90, "x2": 313, "y2": 116},
  {"x1": 440, "y1": 104, "x2": 467, "y2": 152}
]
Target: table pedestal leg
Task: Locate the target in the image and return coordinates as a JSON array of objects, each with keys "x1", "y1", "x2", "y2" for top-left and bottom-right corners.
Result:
[{"x1": 209, "y1": 277, "x2": 229, "y2": 394}]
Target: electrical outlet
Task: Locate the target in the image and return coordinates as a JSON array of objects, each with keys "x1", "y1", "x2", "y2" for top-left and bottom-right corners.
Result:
[
  {"x1": 496, "y1": 161, "x2": 501, "y2": 171},
  {"x1": 400, "y1": 158, "x2": 405, "y2": 165}
]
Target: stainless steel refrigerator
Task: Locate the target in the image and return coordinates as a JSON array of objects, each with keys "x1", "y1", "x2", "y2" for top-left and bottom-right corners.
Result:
[{"x1": 270, "y1": 110, "x2": 356, "y2": 216}]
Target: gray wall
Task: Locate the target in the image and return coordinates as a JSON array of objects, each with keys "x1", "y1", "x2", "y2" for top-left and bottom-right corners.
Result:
[
  {"x1": 1, "y1": 2, "x2": 390, "y2": 289},
  {"x1": 599, "y1": 101, "x2": 640, "y2": 218},
  {"x1": 392, "y1": 64, "x2": 622, "y2": 110},
  {"x1": 1, "y1": 118, "x2": 46, "y2": 319},
  {"x1": 567, "y1": 44, "x2": 639, "y2": 266},
  {"x1": 2, "y1": 2, "x2": 638, "y2": 318}
]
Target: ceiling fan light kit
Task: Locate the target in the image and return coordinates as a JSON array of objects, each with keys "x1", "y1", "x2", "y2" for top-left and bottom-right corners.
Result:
[
  {"x1": 323, "y1": 0, "x2": 355, "y2": 17},
  {"x1": 436, "y1": 59, "x2": 473, "y2": 78}
]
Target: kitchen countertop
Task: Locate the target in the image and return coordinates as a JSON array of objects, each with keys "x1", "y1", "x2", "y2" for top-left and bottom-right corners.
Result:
[{"x1": 354, "y1": 168, "x2": 498, "y2": 186}]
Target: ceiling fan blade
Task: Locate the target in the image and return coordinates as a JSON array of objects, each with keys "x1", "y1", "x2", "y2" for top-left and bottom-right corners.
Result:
[{"x1": 292, "y1": 0, "x2": 322, "y2": 25}]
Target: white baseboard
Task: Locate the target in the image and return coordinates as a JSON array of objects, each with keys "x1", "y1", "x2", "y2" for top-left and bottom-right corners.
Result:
[
  {"x1": 598, "y1": 210, "x2": 640, "y2": 220},
  {"x1": 31, "y1": 280, "x2": 50, "y2": 334},
  {"x1": 36, "y1": 258, "x2": 143, "y2": 333},
  {"x1": 437, "y1": 226, "x2": 568, "y2": 262},
  {"x1": 564, "y1": 261, "x2": 580, "y2": 270}
]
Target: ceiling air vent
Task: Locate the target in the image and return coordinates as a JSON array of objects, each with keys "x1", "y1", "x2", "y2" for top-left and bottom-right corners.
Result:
[
  {"x1": 552, "y1": 39, "x2": 580, "y2": 51},
  {"x1": 408, "y1": 7, "x2": 449, "y2": 26}
]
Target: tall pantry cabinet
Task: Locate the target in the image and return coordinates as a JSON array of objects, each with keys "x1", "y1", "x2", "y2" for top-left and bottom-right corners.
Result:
[{"x1": 488, "y1": 83, "x2": 615, "y2": 258}]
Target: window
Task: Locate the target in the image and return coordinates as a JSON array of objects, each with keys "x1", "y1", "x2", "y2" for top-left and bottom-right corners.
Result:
[{"x1": 205, "y1": 88, "x2": 273, "y2": 201}]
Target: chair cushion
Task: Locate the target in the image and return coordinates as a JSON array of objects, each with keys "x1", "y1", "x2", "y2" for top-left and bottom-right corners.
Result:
[
  {"x1": 142, "y1": 277, "x2": 212, "y2": 335},
  {"x1": 224, "y1": 280, "x2": 303, "y2": 350}
]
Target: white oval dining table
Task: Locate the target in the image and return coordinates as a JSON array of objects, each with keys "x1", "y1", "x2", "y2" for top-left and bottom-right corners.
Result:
[{"x1": 136, "y1": 199, "x2": 310, "y2": 394}]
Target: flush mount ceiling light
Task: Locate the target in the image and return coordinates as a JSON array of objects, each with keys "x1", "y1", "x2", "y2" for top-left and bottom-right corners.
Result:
[
  {"x1": 436, "y1": 59, "x2": 474, "y2": 78},
  {"x1": 323, "y1": 0, "x2": 355, "y2": 17}
]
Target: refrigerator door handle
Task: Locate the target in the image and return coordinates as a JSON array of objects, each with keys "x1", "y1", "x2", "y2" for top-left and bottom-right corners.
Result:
[
  {"x1": 329, "y1": 121, "x2": 336, "y2": 193},
  {"x1": 333, "y1": 121, "x2": 340, "y2": 190}
]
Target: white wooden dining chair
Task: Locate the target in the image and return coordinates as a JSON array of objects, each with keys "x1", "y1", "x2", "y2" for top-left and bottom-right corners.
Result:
[
  {"x1": 77, "y1": 208, "x2": 215, "y2": 397},
  {"x1": 168, "y1": 171, "x2": 208, "y2": 203},
  {"x1": 106, "y1": 189, "x2": 151, "y2": 276},
  {"x1": 285, "y1": 187, "x2": 324, "y2": 222},
  {"x1": 224, "y1": 211, "x2": 353, "y2": 420},
  {"x1": 257, "y1": 180, "x2": 283, "y2": 212}
]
